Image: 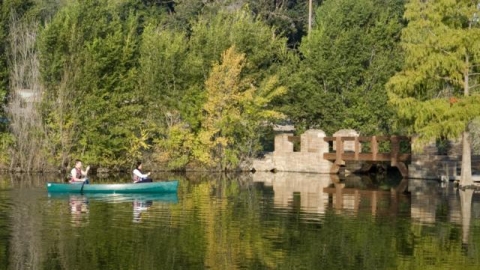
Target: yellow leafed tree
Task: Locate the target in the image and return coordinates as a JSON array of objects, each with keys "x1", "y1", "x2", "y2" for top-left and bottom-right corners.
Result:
[{"x1": 196, "y1": 46, "x2": 286, "y2": 170}]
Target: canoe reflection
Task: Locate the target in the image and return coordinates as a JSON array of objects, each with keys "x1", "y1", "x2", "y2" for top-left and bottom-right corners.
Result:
[
  {"x1": 48, "y1": 192, "x2": 179, "y2": 203},
  {"x1": 48, "y1": 193, "x2": 179, "y2": 225}
]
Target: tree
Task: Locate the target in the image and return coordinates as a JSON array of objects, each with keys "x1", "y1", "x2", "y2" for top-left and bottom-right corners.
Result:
[
  {"x1": 1, "y1": 0, "x2": 65, "y2": 171},
  {"x1": 143, "y1": 10, "x2": 291, "y2": 169},
  {"x1": 39, "y1": 0, "x2": 145, "y2": 168},
  {"x1": 6, "y1": 11, "x2": 48, "y2": 171},
  {"x1": 0, "y1": 0, "x2": 68, "y2": 110},
  {"x1": 386, "y1": 0, "x2": 480, "y2": 186},
  {"x1": 196, "y1": 46, "x2": 286, "y2": 170},
  {"x1": 137, "y1": 25, "x2": 189, "y2": 127},
  {"x1": 185, "y1": 9, "x2": 291, "y2": 121},
  {"x1": 0, "y1": 0, "x2": 38, "y2": 168},
  {"x1": 0, "y1": 1, "x2": 35, "y2": 113},
  {"x1": 245, "y1": 0, "x2": 324, "y2": 47},
  {"x1": 282, "y1": 0, "x2": 405, "y2": 135}
]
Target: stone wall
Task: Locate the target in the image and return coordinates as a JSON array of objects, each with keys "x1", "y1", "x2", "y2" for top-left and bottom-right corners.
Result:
[
  {"x1": 408, "y1": 138, "x2": 480, "y2": 180},
  {"x1": 274, "y1": 133, "x2": 294, "y2": 153},
  {"x1": 333, "y1": 129, "x2": 361, "y2": 152},
  {"x1": 252, "y1": 128, "x2": 373, "y2": 174},
  {"x1": 253, "y1": 129, "x2": 333, "y2": 173}
]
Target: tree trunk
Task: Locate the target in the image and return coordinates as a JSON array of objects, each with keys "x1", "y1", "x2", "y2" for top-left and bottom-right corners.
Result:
[
  {"x1": 308, "y1": 0, "x2": 313, "y2": 37},
  {"x1": 460, "y1": 131, "x2": 473, "y2": 187}
]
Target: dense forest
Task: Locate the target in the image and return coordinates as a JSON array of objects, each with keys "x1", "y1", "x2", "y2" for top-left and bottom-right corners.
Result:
[{"x1": 0, "y1": 0, "x2": 479, "y2": 173}]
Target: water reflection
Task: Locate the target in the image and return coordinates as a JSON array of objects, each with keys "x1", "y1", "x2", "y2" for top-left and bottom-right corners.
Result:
[
  {"x1": 460, "y1": 189, "x2": 473, "y2": 248},
  {"x1": 409, "y1": 179, "x2": 462, "y2": 224},
  {"x1": 69, "y1": 195, "x2": 89, "y2": 227},
  {"x1": 2, "y1": 173, "x2": 480, "y2": 269},
  {"x1": 48, "y1": 193, "x2": 178, "y2": 225},
  {"x1": 252, "y1": 172, "x2": 410, "y2": 217},
  {"x1": 252, "y1": 173, "x2": 476, "y2": 238},
  {"x1": 253, "y1": 172, "x2": 334, "y2": 215},
  {"x1": 7, "y1": 189, "x2": 45, "y2": 270},
  {"x1": 133, "y1": 199, "x2": 153, "y2": 223}
]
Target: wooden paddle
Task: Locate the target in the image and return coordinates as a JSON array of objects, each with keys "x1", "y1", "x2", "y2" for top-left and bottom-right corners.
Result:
[{"x1": 80, "y1": 166, "x2": 90, "y2": 194}]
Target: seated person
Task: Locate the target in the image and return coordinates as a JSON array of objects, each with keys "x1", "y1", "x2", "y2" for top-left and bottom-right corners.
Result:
[
  {"x1": 70, "y1": 160, "x2": 90, "y2": 184},
  {"x1": 133, "y1": 162, "x2": 152, "y2": 183}
]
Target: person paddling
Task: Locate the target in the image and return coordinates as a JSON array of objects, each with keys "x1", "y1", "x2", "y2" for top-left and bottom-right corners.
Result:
[
  {"x1": 70, "y1": 160, "x2": 90, "y2": 184},
  {"x1": 132, "y1": 161, "x2": 152, "y2": 183}
]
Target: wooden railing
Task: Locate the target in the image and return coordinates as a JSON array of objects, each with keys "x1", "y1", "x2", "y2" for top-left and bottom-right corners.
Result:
[{"x1": 323, "y1": 136, "x2": 411, "y2": 177}]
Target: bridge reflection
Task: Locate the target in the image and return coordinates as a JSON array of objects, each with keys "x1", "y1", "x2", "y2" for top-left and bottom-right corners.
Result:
[
  {"x1": 253, "y1": 172, "x2": 333, "y2": 214},
  {"x1": 252, "y1": 172, "x2": 410, "y2": 216},
  {"x1": 253, "y1": 172, "x2": 480, "y2": 249},
  {"x1": 408, "y1": 179, "x2": 480, "y2": 249},
  {"x1": 253, "y1": 173, "x2": 478, "y2": 225}
]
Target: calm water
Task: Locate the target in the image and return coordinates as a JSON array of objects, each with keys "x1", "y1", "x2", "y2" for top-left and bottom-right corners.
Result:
[{"x1": 0, "y1": 172, "x2": 479, "y2": 270}]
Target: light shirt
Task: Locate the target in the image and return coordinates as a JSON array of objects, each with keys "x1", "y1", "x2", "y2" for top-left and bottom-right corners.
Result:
[
  {"x1": 71, "y1": 167, "x2": 87, "y2": 180},
  {"x1": 133, "y1": 169, "x2": 149, "y2": 179},
  {"x1": 71, "y1": 168, "x2": 80, "y2": 179}
]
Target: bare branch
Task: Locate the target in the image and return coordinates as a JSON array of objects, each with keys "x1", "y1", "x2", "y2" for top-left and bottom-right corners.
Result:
[{"x1": 6, "y1": 10, "x2": 48, "y2": 171}]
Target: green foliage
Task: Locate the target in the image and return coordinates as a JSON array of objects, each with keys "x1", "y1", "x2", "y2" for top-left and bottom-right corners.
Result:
[
  {"x1": 141, "y1": 10, "x2": 291, "y2": 170},
  {"x1": 153, "y1": 112, "x2": 195, "y2": 170},
  {"x1": 197, "y1": 46, "x2": 285, "y2": 170},
  {"x1": 165, "y1": 0, "x2": 219, "y2": 31},
  {"x1": 0, "y1": 132, "x2": 14, "y2": 164},
  {"x1": 39, "y1": 0, "x2": 145, "y2": 168},
  {"x1": 387, "y1": 0, "x2": 480, "y2": 142},
  {"x1": 282, "y1": 0, "x2": 405, "y2": 135},
  {"x1": 138, "y1": 25, "x2": 189, "y2": 126},
  {"x1": 245, "y1": 0, "x2": 322, "y2": 47},
  {"x1": 469, "y1": 117, "x2": 480, "y2": 155},
  {"x1": 34, "y1": 1, "x2": 293, "y2": 170},
  {"x1": 152, "y1": 46, "x2": 286, "y2": 170},
  {"x1": 0, "y1": 0, "x2": 423, "y2": 171},
  {"x1": 184, "y1": 9, "x2": 290, "y2": 124}
]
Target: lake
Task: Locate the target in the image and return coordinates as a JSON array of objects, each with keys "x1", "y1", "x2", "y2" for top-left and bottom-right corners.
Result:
[{"x1": 0, "y1": 172, "x2": 479, "y2": 270}]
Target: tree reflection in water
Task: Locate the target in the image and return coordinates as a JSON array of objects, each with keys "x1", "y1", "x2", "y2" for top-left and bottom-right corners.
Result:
[
  {"x1": 459, "y1": 189, "x2": 473, "y2": 253},
  {"x1": 1, "y1": 173, "x2": 480, "y2": 269}
]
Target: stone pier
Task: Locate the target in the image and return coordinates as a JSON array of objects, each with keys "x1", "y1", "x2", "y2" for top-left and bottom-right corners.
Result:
[{"x1": 252, "y1": 129, "x2": 333, "y2": 173}]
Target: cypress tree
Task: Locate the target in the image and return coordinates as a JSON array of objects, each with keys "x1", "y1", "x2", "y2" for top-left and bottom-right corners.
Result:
[{"x1": 387, "y1": 0, "x2": 480, "y2": 186}]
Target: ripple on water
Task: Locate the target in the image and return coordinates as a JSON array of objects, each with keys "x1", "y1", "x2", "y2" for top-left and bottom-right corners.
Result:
[
  {"x1": 3, "y1": 176, "x2": 480, "y2": 270},
  {"x1": 42, "y1": 192, "x2": 180, "y2": 230}
]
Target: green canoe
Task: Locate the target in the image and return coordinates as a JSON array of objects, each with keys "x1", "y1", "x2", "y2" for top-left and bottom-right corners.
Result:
[{"x1": 46, "y1": 180, "x2": 178, "y2": 194}]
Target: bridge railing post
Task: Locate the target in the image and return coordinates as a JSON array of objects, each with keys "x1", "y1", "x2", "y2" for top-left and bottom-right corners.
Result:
[
  {"x1": 354, "y1": 137, "x2": 360, "y2": 160},
  {"x1": 390, "y1": 136, "x2": 399, "y2": 165},
  {"x1": 335, "y1": 136, "x2": 344, "y2": 165},
  {"x1": 390, "y1": 136, "x2": 409, "y2": 178},
  {"x1": 371, "y1": 136, "x2": 378, "y2": 161}
]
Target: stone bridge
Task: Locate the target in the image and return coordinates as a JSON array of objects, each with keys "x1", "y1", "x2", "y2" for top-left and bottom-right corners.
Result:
[
  {"x1": 252, "y1": 128, "x2": 480, "y2": 180},
  {"x1": 252, "y1": 129, "x2": 410, "y2": 176}
]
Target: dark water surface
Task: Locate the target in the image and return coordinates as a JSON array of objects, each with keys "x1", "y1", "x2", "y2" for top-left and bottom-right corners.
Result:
[{"x1": 0, "y1": 172, "x2": 479, "y2": 269}]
